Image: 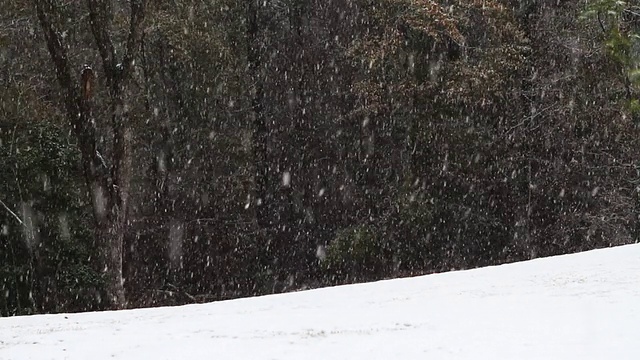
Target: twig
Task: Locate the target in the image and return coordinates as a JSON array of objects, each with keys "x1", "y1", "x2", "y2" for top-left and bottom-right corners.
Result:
[
  {"x1": 623, "y1": 9, "x2": 640, "y2": 18},
  {"x1": 154, "y1": 286, "x2": 197, "y2": 302},
  {"x1": 597, "y1": 12, "x2": 607, "y2": 34},
  {"x1": 0, "y1": 198, "x2": 23, "y2": 225}
]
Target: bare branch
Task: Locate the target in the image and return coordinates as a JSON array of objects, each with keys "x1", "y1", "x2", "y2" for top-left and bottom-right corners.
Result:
[
  {"x1": 33, "y1": 0, "x2": 80, "y2": 120},
  {"x1": 86, "y1": 0, "x2": 117, "y2": 84},
  {"x1": 121, "y1": 0, "x2": 147, "y2": 80},
  {"x1": 597, "y1": 11, "x2": 607, "y2": 34},
  {"x1": 0, "y1": 198, "x2": 23, "y2": 225},
  {"x1": 623, "y1": 8, "x2": 640, "y2": 18}
]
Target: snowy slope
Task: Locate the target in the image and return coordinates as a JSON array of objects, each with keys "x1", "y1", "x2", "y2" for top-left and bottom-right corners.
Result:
[{"x1": 1, "y1": 244, "x2": 639, "y2": 360}]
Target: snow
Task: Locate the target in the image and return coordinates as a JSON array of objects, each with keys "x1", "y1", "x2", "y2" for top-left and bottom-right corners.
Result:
[{"x1": 2, "y1": 244, "x2": 640, "y2": 359}]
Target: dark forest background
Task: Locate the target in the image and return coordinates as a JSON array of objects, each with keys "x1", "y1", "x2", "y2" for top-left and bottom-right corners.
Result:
[{"x1": 1, "y1": 0, "x2": 640, "y2": 315}]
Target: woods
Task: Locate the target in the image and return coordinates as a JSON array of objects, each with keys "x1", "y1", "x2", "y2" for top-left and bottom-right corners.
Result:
[{"x1": 1, "y1": 0, "x2": 639, "y2": 315}]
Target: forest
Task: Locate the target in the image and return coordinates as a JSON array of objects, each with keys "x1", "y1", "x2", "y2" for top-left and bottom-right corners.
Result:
[{"x1": 1, "y1": 0, "x2": 639, "y2": 315}]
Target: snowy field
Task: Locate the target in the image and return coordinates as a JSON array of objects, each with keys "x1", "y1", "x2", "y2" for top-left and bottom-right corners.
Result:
[{"x1": 1, "y1": 244, "x2": 639, "y2": 360}]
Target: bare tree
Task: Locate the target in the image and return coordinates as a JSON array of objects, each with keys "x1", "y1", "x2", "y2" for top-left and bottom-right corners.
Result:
[{"x1": 33, "y1": 0, "x2": 146, "y2": 309}]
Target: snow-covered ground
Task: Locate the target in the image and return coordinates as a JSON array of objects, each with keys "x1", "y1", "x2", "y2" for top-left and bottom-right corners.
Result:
[{"x1": 1, "y1": 244, "x2": 639, "y2": 360}]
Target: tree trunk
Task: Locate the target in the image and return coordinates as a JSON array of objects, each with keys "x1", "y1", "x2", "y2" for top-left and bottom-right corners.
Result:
[
  {"x1": 34, "y1": 0, "x2": 145, "y2": 310},
  {"x1": 247, "y1": 0, "x2": 269, "y2": 228},
  {"x1": 96, "y1": 225, "x2": 125, "y2": 306}
]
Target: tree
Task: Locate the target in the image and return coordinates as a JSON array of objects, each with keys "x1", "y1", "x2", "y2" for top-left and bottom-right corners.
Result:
[
  {"x1": 246, "y1": 0, "x2": 269, "y2": 228},
  {"x1": 5, "y1": 0, "x2": 638, "y2": 314},
  {"x1": 33, "y1": 0, "x2": 146, "y2": 309}
]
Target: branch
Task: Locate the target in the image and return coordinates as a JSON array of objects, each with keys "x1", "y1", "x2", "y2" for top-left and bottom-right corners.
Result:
[
  {"x1": 597, "y1": 11, "x2": 607, "y2": 34},
  {"x1": 86, "y1": 0, "x2": 117, "y2": 85},
  {"x1": 34, "y1": 1, "x2": 97, "y2": 144},
  {"x1": 0, "y1": 198, "x2": 23, "y2": 225},
  {"x1": 34, "y1": 0, "x2": 81, "y2": 120},
  {"x1": 623, "y1": 8, "x2": 640, "y2": 18},
  {"x1": 121, "y1": 0, "x2": 147, "y2": 81},
  {"x1": 156, "y1": 283, "x2": 197, "y2": 302}
]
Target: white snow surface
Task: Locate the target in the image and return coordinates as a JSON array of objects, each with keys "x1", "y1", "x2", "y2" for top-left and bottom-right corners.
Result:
[{"x1": 2, "y1": 244, "x2": 640, "y2": 359}]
